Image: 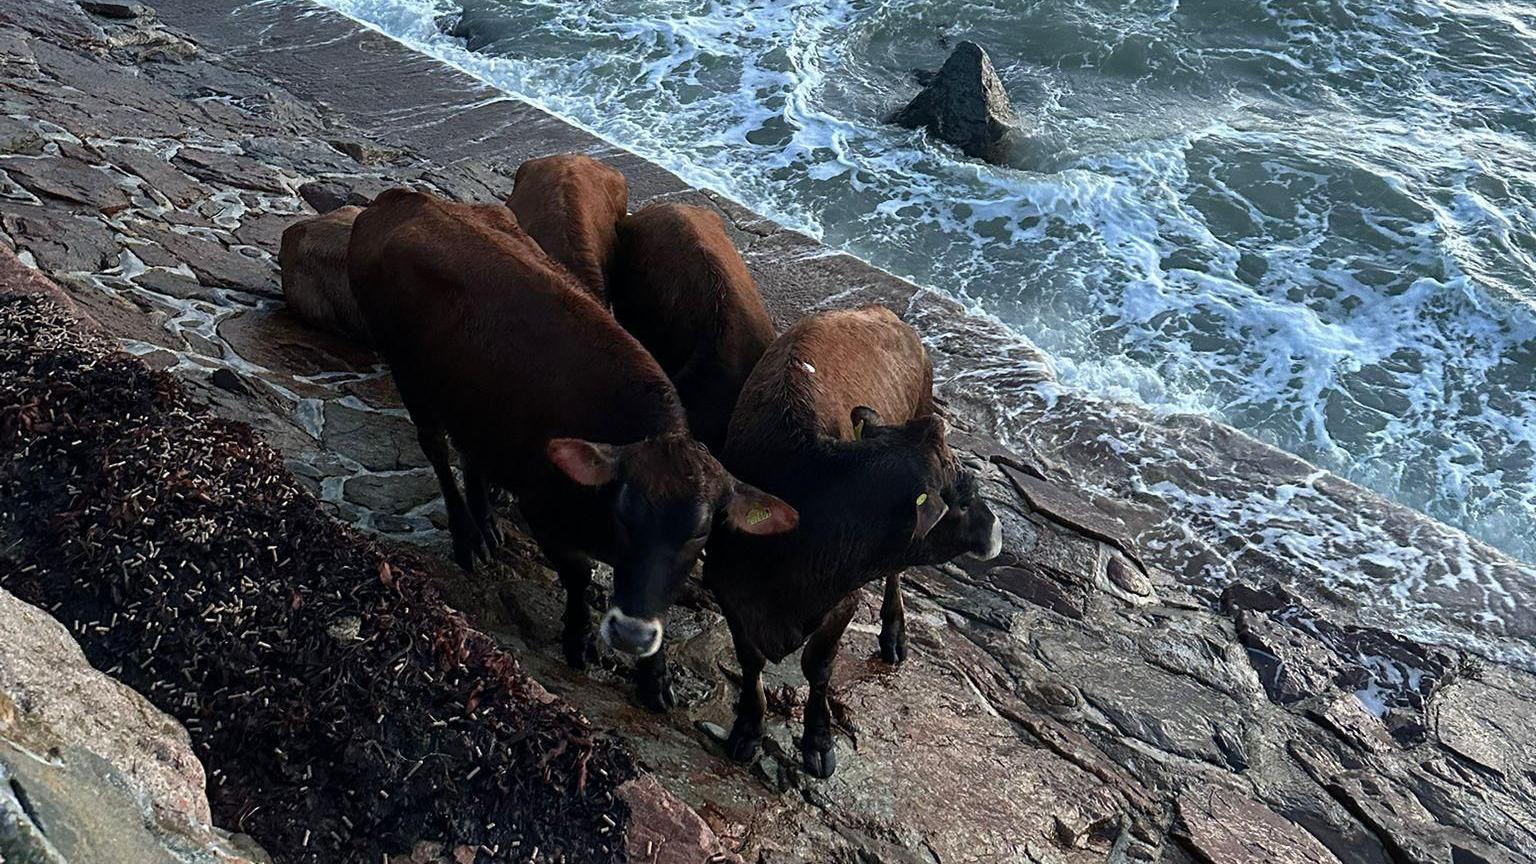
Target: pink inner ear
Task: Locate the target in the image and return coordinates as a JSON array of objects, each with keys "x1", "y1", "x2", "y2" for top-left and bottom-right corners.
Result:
[
  {"x1": 548, "y1": 438, "x2": 612, "y2": 486},
  {"x1": 729, "y1": 488, "x2": 798, "y2": 536}
]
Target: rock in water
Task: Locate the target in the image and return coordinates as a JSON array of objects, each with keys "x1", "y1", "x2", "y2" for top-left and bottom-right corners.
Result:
[{"x1": 889, "y1": 41, "x2": 1016, "y2": 164}]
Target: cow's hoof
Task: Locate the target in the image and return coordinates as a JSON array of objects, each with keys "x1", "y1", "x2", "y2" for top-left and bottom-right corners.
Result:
[
  {"x1": 725, "y1": 725, "x2": 762, "y2": 764},
  {"x1": 878, "y1": 629, "x2": 907, "y2": 666},
  {"x1": 801, "y1": 743, "x2": 837, "y2": 779},
  {"x1": 563, "y1": 632, "x2": 599, "y2": 671},
  {"x1": 453, "y1": 545, "x2": 482, "y2": 573},
  {"x1": 635, "y1": 675, "x2": 676, "y2": 713},
  {"x1": 453, "y1": 535, "x2": 490, "y2": 571},
  {"x1": 478, "y1": 518, "x2": 504, "y2": 552},
  {"x1": 449, "y1": 512, "x2": 490, "y2": 570}
]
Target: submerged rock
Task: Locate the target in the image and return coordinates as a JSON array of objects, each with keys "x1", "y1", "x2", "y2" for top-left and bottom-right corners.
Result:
[{"x1": 889, "y1": 41, "x2": 1017, "y2": 164}]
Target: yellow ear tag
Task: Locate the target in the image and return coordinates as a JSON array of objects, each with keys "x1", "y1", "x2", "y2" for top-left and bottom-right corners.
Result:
[
  {"x1": 852, "y1": 419, "x2": 864, "y2": 440},
  {"x1": 747, "y1": 507, "x2": 771, "y2": 526},
  {"x1": 916, "y1": 493, "x2": 928, "y2": 506}
]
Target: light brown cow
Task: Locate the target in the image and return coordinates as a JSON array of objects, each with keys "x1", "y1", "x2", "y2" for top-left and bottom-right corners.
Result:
[
  {"x1": 506, "y1": 154, "x2": 628, "y2": 301},
  {"x1": 612, "y1": 202, "x2": 776, "y2": 453},
  {"x1": 279, "y1": 205, "x2": 370, "y2": 343}
]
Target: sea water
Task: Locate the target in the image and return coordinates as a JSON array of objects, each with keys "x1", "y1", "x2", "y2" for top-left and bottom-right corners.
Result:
[{"x1": 313, "y1": 0, "x2": 1536, "y2": 569}]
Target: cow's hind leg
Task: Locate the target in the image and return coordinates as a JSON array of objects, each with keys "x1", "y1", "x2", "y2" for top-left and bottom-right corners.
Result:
[
  {"x1": 878, "y1": 571, "x2": 907, "y2": 665},
  {"x1": 723, "y1": 614, "x2": 767, "y2": 763},
  {"x1": 801, "y1": 595, "x2": 858, "y2": 779},
  {"x1": 463, "y1": 459, "x2": 503, "y2": 553},
  {"x1": 407, "y1": 406, "x2": 485, "y2": 572}
]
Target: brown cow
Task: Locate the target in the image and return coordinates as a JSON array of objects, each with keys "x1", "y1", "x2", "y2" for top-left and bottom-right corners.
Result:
[
  {"x1": 347, "y1": 189, "x2": 796, "y2": 710},
  {"x1": 506, "y1": 154, "x2": 628, "y2": 301},
  {"x1": 279, "y1": 205, "x2": 370, "y2": 342},
  {"x1": 702, "y1": 305, "x2": 1002, "y2": 777},
  {"x1": 612, "y1": 202, "x2": 776, "y2": 453}
]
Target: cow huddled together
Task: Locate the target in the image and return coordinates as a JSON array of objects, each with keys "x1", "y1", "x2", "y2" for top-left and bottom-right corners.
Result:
[{"x1": 280, "y1": 154, "x2": 1001, "y2": 779}]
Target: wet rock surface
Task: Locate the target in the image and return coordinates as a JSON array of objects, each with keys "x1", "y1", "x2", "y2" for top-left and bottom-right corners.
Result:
[{"x1": 0, "y1": 0, "x2": 1532, "y2": 862}]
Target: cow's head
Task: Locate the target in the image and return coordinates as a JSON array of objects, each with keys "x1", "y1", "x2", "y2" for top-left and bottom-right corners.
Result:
[
  {"x1": 850, "y1": 407, "x2": 1002, "y2": 564},
  {"x1": 548, "y1": 434, "x2": 797, "y2": 656}
]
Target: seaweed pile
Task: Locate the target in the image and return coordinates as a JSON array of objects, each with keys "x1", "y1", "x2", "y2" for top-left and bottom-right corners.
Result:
[{"x1": 0, "y1": 291, "x2": 635, "y2": 863}]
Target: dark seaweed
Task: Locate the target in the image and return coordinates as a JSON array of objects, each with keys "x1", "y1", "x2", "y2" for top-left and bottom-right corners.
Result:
[{"x1": 0, "y1": 293, "x2": 634, "y2": 863}]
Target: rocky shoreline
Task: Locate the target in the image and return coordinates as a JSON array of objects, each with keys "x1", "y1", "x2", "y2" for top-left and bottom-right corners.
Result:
[{"x1": 1, "y1": 0, "x2": 1534, "y2": 862}]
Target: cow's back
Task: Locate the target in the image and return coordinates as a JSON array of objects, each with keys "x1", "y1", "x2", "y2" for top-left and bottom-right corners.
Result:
[
  {"x1": 726, "y1": 305, "x2": 932, "y2": 467},
  {"x1": 507, "y1": 154, "x2": 628, "y2": 301},
  {"x1": 280, "y1": 205, "x2": 370, "y2": 342},
  {"x1": 348, "y1": 189, "x2": 680, "y2": 482},
  {"x1": 614, "y1": 203, "x2": 776, "y2": 450}
]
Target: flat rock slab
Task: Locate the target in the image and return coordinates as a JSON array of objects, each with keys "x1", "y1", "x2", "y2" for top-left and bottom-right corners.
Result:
[
  {"x1": 320, "y1": 399, "x2": 428, "y2": 472},
  {"x1": 0, "y1": 154, "x2": 132, "y2": 213},
  {"x1": 1176, "y1": 785, "x2": 1344, "y2": 864},
  {"x1": 122, "y1": 219, "x2": 278, "y2": 295},
  {"x1": 172, "y1": 147, "x2": 289, "y2": 194},
  {"x1": 811, "y1": 648, "x2": 1123, "y2": 862},
  {"x1": 98, "y1": 142, "x2": 208, "y2": 209},
  {"x1": 0, "y1": 204, "x2": 119, "y2": 272}
]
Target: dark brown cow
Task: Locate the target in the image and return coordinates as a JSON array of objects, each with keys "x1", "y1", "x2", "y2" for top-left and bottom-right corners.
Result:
[
  {"x1": 506, "y1": 154, "x2": 628, "y2": 301},
  {"x1": 703, "y1": 305, "x2": 1002, "y2": 777},
  {"x1": 347, "y1": 189, "x2": 796, "y2": 710},
  {"x1": 279, "y1": 205, "x2": 370, "y2": 342},
  {"x1": 612, "y1": 202, "x2": 776, "y2": 453}
]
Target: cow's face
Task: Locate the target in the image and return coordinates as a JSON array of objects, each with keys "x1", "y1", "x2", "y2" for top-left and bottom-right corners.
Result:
[
  {"x1": 548, "y1": 435, "x2": 796, "y2": 656},
  {"x1": 850, "y1": 408, "x2": 1002, "y2": 565},
  {"x1": 921, "y1": 466, "x2": 1003, "y2": 562}
]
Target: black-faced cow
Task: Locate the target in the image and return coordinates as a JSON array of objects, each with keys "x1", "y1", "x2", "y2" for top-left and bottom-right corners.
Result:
[
  {"x1": 704, "y1": 305, "x2": 1001, "y2": 777},
  {"x1": 347, "y1": 189, "x2": 796, "y2": 710}
]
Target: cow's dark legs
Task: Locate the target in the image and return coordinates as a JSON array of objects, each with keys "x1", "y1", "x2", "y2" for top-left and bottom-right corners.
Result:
[
  {"x1": 878, "y1": 571, "x2": 907, "y2": 665},
  {"x1": 463, "y1": 460, "x2": 502, "y2": 553},
  {"x1": 801, "y1": 595, "x2": 857, "y2": 779},
  {"x1": 410, "y1": 411, "x2": 484, "y2": 572},
  {"x1": 723, "y1": 616, "x2": 767, "y2": 763},
  {"x1": 634, "y1": 644, "x2": 676, "y2": 713},
  {"x1": 546, "y1": 548, "x2": 599, "y2": 670}
]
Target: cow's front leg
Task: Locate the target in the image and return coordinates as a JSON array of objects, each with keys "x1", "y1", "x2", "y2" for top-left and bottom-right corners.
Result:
[
  {"x1": 634, "y1": 642, "x2": 676, "y2": 713},
  {"x1": 723, "y1": 615, "x2": 767, "y2": 763},
  {"x1": 801, "y1": 595, "x2": 857, "y2": 778},
  {"x1": 548, "y1": 550, "x2": 598, "y2": 670},
  {"x1": 878, "y1": 570, "x2": 907, "y2": 665}
]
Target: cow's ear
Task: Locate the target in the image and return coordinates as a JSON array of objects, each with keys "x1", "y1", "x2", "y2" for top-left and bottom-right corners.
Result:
[
  {"x1": 724, "y1": 480, "x2": 799, "y2": 535},
  {"x1": 912, "y1": 488, "x2": 949, "y2": 540},
  {"x1": 913, "y1": 414, "x2": 948, "y2": 445},
  {"x1": 548, "y1": 438, "x2": 616, "y2": 486},
  {"x1": 850, "y1": 406, "x2": 884, "y2": 441}
]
